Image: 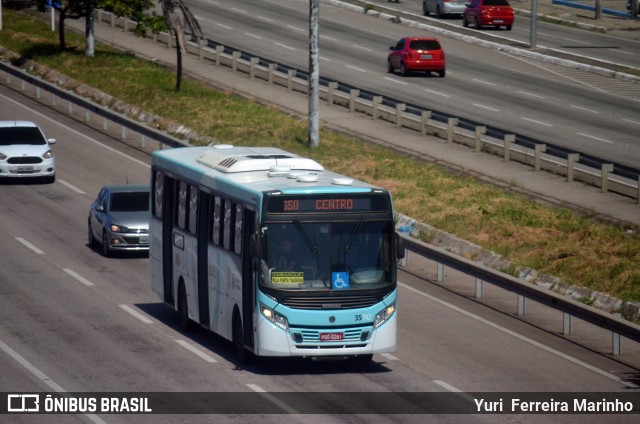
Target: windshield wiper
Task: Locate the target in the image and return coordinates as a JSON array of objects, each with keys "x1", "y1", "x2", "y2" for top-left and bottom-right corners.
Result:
[
  {"x1": 345, "y1": 216, "x2": 364, "y2": 253},
  {"x1": 293, "y1": 217, "x2": 318, "y2": 254}
]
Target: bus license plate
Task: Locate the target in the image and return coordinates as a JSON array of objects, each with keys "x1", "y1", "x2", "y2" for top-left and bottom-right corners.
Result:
[{"x1": 320, "y1": 332, "x2": 343, "y2": 341}]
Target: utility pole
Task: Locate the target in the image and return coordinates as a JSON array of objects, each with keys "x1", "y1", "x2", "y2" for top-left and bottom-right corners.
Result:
[{"x1": 308, "y1": 0, "x2": 320, "y2": 148}]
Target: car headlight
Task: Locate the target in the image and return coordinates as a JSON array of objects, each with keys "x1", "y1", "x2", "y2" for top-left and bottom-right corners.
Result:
[
  {"x1": 260, "y1": 304, "x2": 289, "y2": 331},
  {"x1": 110, "y1": 224, "x2": 128, "y2": 232},
  {"x1": 0, "y1": 152, "x2": 6, "y2": 160},
  {"x1": 42, "y1": 149, "x2": 53, "y2": 159},
  {"x1": 374, "y1": 303, "x2": 396, "y2": 329}
]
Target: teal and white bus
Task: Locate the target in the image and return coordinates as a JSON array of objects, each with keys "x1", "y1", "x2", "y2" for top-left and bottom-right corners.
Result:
[{"x1": 150, "y1": 145, "x2": 403, "y2": 362}]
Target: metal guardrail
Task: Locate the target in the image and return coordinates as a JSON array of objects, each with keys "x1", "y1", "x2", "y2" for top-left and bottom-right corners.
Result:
[
  {"x1": 398, "y1": 232, "x2": 640, "y2": 356},
  {"x1": 1, "y1": 14, "x2": 639, "y2": 360}
]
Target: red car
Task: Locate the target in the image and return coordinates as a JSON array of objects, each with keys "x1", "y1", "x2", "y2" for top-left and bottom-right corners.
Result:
[
  {"x1": 387, "y1": 37, "x2": 446, "y2": 77},
  {"x1": 462, "y1": 0, "x2": 514, "y2": 30}
]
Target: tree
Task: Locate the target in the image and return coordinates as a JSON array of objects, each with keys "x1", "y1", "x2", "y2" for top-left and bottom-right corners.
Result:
[
  {"x1": 35, "y1": 0, "x2": 89, "y2": 50},
  {"x1": 159, "y1": 0, "x2": 203, "y2": 92}
]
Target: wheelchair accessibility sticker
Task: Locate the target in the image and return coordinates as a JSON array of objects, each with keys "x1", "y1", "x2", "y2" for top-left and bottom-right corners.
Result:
[{"x1": 332, "y1": 272, "x2": 350, "y2": 290}]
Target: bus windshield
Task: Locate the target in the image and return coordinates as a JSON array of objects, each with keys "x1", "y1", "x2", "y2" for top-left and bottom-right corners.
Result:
[{"x1": 259, "y1": 220, "x2": 393, "y2": 291}]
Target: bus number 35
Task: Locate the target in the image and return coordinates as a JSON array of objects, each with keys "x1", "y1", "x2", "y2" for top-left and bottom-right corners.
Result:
[{"x1": 355, "y1": 314, "x2": 372, "y2": 321}]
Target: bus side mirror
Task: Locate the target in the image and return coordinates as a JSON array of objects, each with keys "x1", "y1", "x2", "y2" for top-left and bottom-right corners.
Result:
[
  {"x1": 396, "y1": 233, "x2": 405, "y2": 260},
  {"x1": 250, "y1": 233, "x2": 260, "y2": 258}
]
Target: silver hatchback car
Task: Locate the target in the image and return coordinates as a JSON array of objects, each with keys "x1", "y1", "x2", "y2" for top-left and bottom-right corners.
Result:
[
  {"x1": 423, "y1": 0, "x2": 467, "y2": 17},
  {"x1": 88, "y1": 184, "x2": 150, "y2": 257}
]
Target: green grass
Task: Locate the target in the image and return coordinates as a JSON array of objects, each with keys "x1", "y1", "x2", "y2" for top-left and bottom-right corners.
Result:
[{"x1": 2, "y1": 10, "x2": 639, "y2": 304}]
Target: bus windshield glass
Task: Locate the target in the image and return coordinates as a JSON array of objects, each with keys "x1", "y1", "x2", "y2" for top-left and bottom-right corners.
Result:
[{"x1": 259, "y1": 220, "x2": 393, "y2": 291}]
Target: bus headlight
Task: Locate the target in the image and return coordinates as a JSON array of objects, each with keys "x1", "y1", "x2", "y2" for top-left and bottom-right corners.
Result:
[
  {"x1": 374, "y1": 303, "x2": 396, "y2": 329},
  {"x1": 260, "y1": 304, "x2": 289, "y2": 331}
]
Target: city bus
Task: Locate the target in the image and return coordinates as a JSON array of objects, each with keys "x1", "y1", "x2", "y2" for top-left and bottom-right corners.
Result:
[{"x1": 150, "y1": 145, "x2": 403, "y2": 362}]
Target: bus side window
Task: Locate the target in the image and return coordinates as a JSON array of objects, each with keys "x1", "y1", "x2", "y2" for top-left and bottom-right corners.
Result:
[
  {"x1": 212, "y1": 195, "x2": 221, "y2": 245},
  {"x1": 153, "y1": 170, "x2": 163, "y2": 219},
  {"x1": 234, "y1": 204, "x2": 243, "y2": 255},
  {"x1": 177, "y1": 180, "x2": 187, "y2": 230},
  {"x1": 188, "y1": 185, "x2": 198, "y2": 235},
  {"x1": 223, "y1": 199, "x2": 232, "y2": 251}
]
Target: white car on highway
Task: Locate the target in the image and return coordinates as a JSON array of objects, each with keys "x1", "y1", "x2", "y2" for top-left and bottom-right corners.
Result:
[{"x1": 0, "y1": 120, "x2": 56, "y2": 183}]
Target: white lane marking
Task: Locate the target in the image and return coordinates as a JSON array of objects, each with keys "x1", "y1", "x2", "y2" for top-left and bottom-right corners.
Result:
[
  {"x1": 346, "y1": 65, "x2": 367, "y2": 73},
  {"x1": 577, "y1": 132, "x2": 615, "y2": 144},
  {"x1": 473, "y1": 103, "x2": 500, "y2": 112},
  {"x1": 319, "y1": 56, "x2": 333, "y2": 62},
  {"x1": 287, "y1": 25, "x2": 304, "y2": 32},
  {"x1": 563, "y1": 37, "x2": 590, "y2": 45},
  {"x1": 380, "y1": 353, "x2": 399, "y2": 361},
  {"x1": 215, "y1": 23, "x2": 233, "y2": 30},
  {"x1": 570, "y1": 105, "x2": 599, "y2": 114},
  {"x1": 230, "y1": 7, "x2": 247, "y2": 14},
  {"x1": 320, "y1": 35, "x2": 338, "y2": 42},
  {"x1": 245, "y1": 33, "x2": 262, "y2": 40},
  {"x1": 517, "y1": 90, "x2": 544, "y2": 99},
  {"x1": 433, "y1": 380, "x2": 475, "y2": 402},
  {"x1": 352, "y1": 44, "x2": 373, "y2": 52},
  {"x1": 424, "y1": 88, "x2": 450, "y2": 98},
  {"x1": 521, "y1": 117, "x2": 553, "y2": 127},
  {"x1": 383, "y1": 77, "x2": 408, "y2": 85},
  {"x1": 256, "y1": 16, "x2": 275, "y2": 23},
  {"x1": 119, "y1": 304, "x2": 153, "y2": 324},
  {"x1": 174, "y1": 339, "x2": 218, "y2": 363},
  {"x1": 15, "y1": 238, "x2": 44, "y2": 255},
  {"x1": 612, "y1": 49, "x2": 633, "y2": 56},
  {"x1": 472, "y1": 79, "x2": 496, "y2": 86},
  {"x1": 63, "y1": 268, "x2": 94, "y2": 286},
  {"x1": 399, "y1": 282, "x2": 638, "y2": 388},
  {"x1": 275, "y1": 42, "x2": 295, "y2": 51},
  {"x1": 3, "y1": 95, "x2": 150, "y2": 169},
  {"x1": 623, "y1": 118, "x2": 640, "y2": 125},
  {"x1": 0, "y1": 338, "x2": 109, "y2": 424},
  {"x1": 58, "y1": 179, "x2": 86, "y2": 194},
  {"x1": 247, "y1": 384, "x2": 299, "y2": 414}
]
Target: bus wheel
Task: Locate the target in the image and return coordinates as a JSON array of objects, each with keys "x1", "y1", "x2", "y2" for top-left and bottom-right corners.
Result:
[
  {"x1": 178, "y1": 283, "x2": 193, "y2": 332},
  {"x1": 233, "y1": 311, "x2": 251, "y2": 364}
]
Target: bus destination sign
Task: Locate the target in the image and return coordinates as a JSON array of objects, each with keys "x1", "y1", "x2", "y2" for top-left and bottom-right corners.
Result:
[{"x1": 267, "y1": 194, "x2": 389, "y2": 214}]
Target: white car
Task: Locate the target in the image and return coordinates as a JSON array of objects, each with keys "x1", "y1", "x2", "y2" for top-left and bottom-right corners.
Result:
[{"x1": 0, "y1": 120, "x2": 56, "y2": 183}]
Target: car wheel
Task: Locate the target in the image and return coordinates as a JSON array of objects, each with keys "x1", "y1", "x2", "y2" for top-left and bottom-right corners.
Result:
[
  {"x1": 436, "y1": 6, "x2": 442, "y2": 18},
  {"x1": 439, "y1": 69, "x2": 446, "y2": 78},
  {"x1": 506, "y1": 24, "x2": 512, "y2": 30},
  {"x1": 101, "y1": 230, "x2": 112, "y2": 257},
  {"x1": 233, "y1": 310, "x2": 252, "y2": 363},
  {"x1": 400, "y1": 63, "x2": 409, "y2": 77},
  {"x1": 88, "y1": 220, "x2": 97, "y2": 248},
  {"x1": 423, "y1": 3, "x2": 429, "y2": 15},
  {"x1": 178, "y1": 283, "x2": 193, "y2": 332},
  {"x1": 387, "y1": 60, "x2": 394, "y2": 73},
  {"x1": 462, "y1": 15, "x2": 469, "y2": 27}
]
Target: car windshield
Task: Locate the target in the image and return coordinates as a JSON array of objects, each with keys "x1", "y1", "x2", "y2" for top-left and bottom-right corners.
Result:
[
  {"x1": 259, "y1": 220, "x2": 393, "y2": 292},
  {"x1": 109, "y1": 192, "x2": 149, "y2": 212},
  {"x1": 409, "y1": 40, "x2": 440, "y2": 51},
  {"x1": 0, "y1": 127, "x2": 46, "y2": 146}
]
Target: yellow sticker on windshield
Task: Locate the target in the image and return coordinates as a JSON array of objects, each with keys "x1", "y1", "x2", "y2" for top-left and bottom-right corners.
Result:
[{"x1": 272, "y1": 272, "x2": 304, "y2": 284}]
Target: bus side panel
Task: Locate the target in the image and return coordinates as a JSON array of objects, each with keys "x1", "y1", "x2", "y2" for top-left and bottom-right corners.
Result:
[
  {"x1": 174, "y1": 229, "x2": 199, "y2": 323},
  {"x1": 208, "y1": 247, "x2": 229, "y2": 340},
  {"x1": 150, "y1": 218, "x2": 164, "y2": 299}
]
